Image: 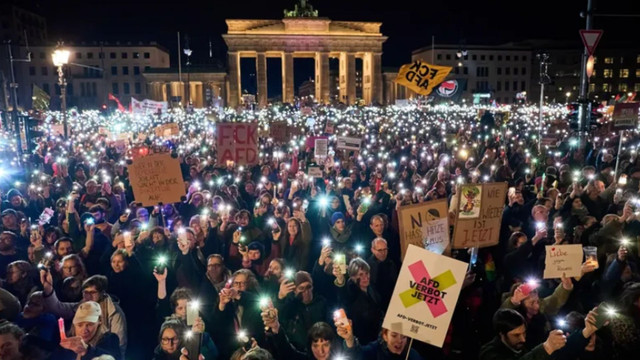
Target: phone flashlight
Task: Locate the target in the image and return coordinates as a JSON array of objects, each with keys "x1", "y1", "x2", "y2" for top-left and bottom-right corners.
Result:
[{"x1": 284, "y1": 268, "x2": 295, "y2": 280}]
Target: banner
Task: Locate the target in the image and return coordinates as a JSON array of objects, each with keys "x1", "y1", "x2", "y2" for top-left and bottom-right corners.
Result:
[
  {"x1": 543, "y1": 244, "x2": 583, "y2": 279},
  {"x1": 452, "y1": 182, "x2": 507, "y2": 249},
  {"x1": 32, "y1": 84, "x2": 50, "y2": 111},
  {"x1": 154, "y1": 123, "x2": 180, "y2": 138},
  {"x1": 131, "y1": 98, "x2": 168, "y2": 115},
  {"x1": 382, "y1": 244, "x2": 468, "y2": 348},
  {"x1": 432, "y1": 79, "x2": 466, "y2": 103},
  {"x1": 395, "y1": 60, "x2": 452, "y2": 96},
  {"x1": 612, "y1": 102, "x2": 639, "y2": 130},
  {"x1": 314, "y1": 138, "x2": 328, "y2": 158},
  {"x1": 336, "y1": 136, "x2": 361, "y2": 151},
  {"x1": 397, "y1": 199, "x2": 449, "y2": 259},
  {"x1": 216, "y1": 123, "x2": 258, "y2": 166},
  {"x1": 128, "y1": 153, "x2": 186, "y2": 206}
]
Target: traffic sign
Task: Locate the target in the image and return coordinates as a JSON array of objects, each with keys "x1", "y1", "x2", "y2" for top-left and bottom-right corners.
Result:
[{"x1": 579, "y1": 30, "x2": 603, "y2": 56}]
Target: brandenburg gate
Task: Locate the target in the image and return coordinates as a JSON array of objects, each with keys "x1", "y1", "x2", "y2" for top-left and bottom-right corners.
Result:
[{"x1": 223, "y1": 1, "x2": 387, "y2": 107}]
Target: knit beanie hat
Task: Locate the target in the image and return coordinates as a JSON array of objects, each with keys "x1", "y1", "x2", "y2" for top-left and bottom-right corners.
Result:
[{"x1": 331, "y1": 212, "x2": 345, "y2": 226}]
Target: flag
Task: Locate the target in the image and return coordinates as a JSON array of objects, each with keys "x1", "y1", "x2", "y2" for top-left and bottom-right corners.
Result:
[
  {"x1": 431, "y1": 79, "x2": 467, "y2": 103},
  {"x1": 394, "y1": 60, "x2": 452, "y2": 96},
  {"x1": 31, "y1": 84, "x2": 50, "y2": 111},
  {"x1": 108, "y1": 93, "x2": 125, "y2": 112}
]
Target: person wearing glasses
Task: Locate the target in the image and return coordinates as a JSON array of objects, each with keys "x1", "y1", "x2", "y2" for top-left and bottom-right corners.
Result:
[
  {"x1": 274, "y1": 271, "x2": 329, "y2": 352},
  {"x1": 40, "y1": 271, "x2": 128, "y2": 358}
]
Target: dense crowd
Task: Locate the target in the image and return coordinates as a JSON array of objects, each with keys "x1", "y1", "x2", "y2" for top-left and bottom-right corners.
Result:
[{"x1": 0, "y1": 102, "x2": 638, "y2": 360}]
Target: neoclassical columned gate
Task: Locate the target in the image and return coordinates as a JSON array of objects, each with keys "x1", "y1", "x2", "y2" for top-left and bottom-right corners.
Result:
[{"x1": 223, "y1": 14, "x2": 387, "y2": 107}]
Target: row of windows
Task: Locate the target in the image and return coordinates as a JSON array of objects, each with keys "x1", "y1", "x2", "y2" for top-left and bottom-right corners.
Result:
[
  {"x1": 451, "y1": 67, "x2": 528, "y2": 76},
  {"x1": 437, "y1": 53, "x2": 528, "y2": 62},
  {"x1": 593, "y1": 83, "x2": 640, "y2": 92},
  {"x1": 600, "y1": 56, "x2": 640, "y2": 65},
  {"x1": 35, "y1": 51, "x2": 152, "y2": 60},
  {"x1": 599, "y1": 68, "x2": 640, "y2": 78},
  {"x1": 112, "y1": 82, "x2": 142, "y2": 95},
  {"x1": 474, "y1": 81, "x2": 527, "y2": 92},
  {"x1": 29, "y1": 66, "x2": 150, "y2": 76}
]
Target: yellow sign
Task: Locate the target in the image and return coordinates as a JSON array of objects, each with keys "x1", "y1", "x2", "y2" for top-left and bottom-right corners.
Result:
[{"x1": 395, "y1": 60, "x2": 452, "y2": 95}]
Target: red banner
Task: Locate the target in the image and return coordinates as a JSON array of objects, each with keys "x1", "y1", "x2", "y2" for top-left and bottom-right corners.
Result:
[{"x1": 216, "y1": 123, "x2": 258, "y2": 165}]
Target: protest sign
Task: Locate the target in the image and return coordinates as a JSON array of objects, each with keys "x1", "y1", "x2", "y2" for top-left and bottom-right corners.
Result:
[
  {"x1": 397, "y1": 199, "x2": 449, "y2": 259},
  {"x1": 324, "y1": 120, "x2": 335, "y2": 134},
  {"x1": 382, "y1": 244, "x2": 467, "y2": 348},
  {"x1": 307, "y1": 166, "x2": 323, "y2": 178},
  {"x1": 336, "y1": 136, "x2": 361, "y2": 151},
  {"x1": 306, "y1": 136, "x2": 327, "y2": 149},
  {"x1": 50, "y1": 124, "x2": 64, "y2": 136},
  {"x1": 270, "y1": 122, "x2": 288, "y2": 142},
  {"x1": 128, "y1": 154, "x2": 185, "y2": 206},
  {"x1": 154, "y1": 123, "x2": 180, "y2": 138},
  {"x1": 395, "y1": 60, "x2": 452, "y2": 96},
  {"x1": 543, "y1": 244, "x2": 583, "y2": 279},
  {"x1": 612, "y1": 102, "x2": 639, "y2": 130},
  {"x1": 314, "y1": 138, "x2": 328, "y2": 158},
  {"x1": 216, "y1": 123, "x2": 258, "y2": 166},
  {"x1": 453, "y1": 182, "x2": 507, "y2": 249}
]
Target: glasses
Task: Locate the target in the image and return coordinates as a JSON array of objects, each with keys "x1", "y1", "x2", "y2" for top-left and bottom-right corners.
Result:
[
  {"x1": 161, "y1": 337, "x2": 179, "y2": 345},
  {"x1": 297, "y1": 284, "x2": 313, "y2": 292}
]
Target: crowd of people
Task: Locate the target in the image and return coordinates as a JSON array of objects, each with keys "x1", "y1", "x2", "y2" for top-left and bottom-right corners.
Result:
[{"x1": 0, "y1": 102, "x2": 638, "y2": 360}]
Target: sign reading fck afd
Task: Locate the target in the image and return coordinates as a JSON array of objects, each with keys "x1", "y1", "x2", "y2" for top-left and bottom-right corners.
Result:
[{"x1": 216, "y1": 123, "x2": 259, "y2": 165}]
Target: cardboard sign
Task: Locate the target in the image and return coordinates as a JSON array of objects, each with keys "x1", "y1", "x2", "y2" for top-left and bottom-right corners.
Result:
[
  {"x1": 395, "y1": 60, "x2": 452, "y2": 96},
  {"x1": 314, "y1": 138, "x2": 328, "y2": 158},
  {"x1": 612, "y1": 102, "x2": 639, "y2": 130},
  {"x1": 306, "y1": 136, "x2": 327, "y2": 150},
  {"x1": 382, "y1": 244, "x2": 468, "y2": 348},
  {"x1": 154, "y1": 123, "x2": 180, "y2": 138},
  {"x1": 307, "y1": 166, "x2": 323, "y2": 178},
  {"x1": 50, "y1": 124, "x2": 64, "y2": 136},
  {"x1": 397, "y1": 199, "x2": 449, "y2": 259},
  {"x1": 543, "y1": 244, "x2": 583, "y2": 279},
  {"x1": 216, "y1": 123, "x2": 258, "y2": 166},
  {"x1": 336, "y1": 136, "x2": 361, "y2": 151},
  {"x1": 270, "y1": 122, "x2": 288, "y2": 142},
  {"x1": 452, "y1": 182, "x2": 507, "y2": 249},
  {"x1": 128, "y1": 153, "x2": 186, "y2": 206}
]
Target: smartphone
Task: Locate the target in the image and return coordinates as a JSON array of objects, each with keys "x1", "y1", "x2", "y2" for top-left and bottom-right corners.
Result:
[
  {"x1": 521, "y1": 281, "x2": 538, "y2": 297},
  {"x1": 123, "y1": 232, "x2": 133, "y2": 248},
  {"x1": 594, "y1": 302, "x2": 615, "y2": 328},
  {"x1": 183, "y1": 331, "x2": 202, "y2": 360},
  {"x1": 333, "y1": 309, "x2": 351, "y2": 331},
  {"x1": 186, "y1": 301, "x2": 199, "y2": 326},
  {"x1": 468, "y1": 247, "x2": 479, "y2": 272},
  {"x1": 155, "y1": 255, "x2": 168, "y2": 274},
  {"x1": 334, "y1": 254, "x2": 347, "y2": 275}
]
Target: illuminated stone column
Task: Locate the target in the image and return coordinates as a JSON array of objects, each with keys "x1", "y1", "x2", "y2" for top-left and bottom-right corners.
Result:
[
  {"x1": 315, "y1": 52, "x2": 330, "y2": 103},
  {"x1": 161, "y1": 82, "x2": 168, "y2": 102},
  {"x1": 371, "y1": 53, "x2": 383, "y2": 105},
  {"x1": 339, "y1": 52, "x2": 356, "y2": 104},
  {"x1": 256, "y1": 52, "x2": 268, "y2": 107},
  {"x1": 281, "y1": 52, "x2": 294, "y2": 104},
  {"x1": 170, "y1": 82, "x2": 185, "y2": 104},
  {"x1": 227, "y1": 52, "x2": 241, "y2": 107}
]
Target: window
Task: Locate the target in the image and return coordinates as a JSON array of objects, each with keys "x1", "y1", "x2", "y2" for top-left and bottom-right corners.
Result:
[
  {"x1": 122, "y1": 66, "x2": 129, "y2": 75},
  {"x1": 637, "y1": 69, "x2": 640, "y2": 77},
  {"x1": 133, "y1": 66, "x2": 140, "y2": 75},
  {"x1": 637, "y1": 55, "x2": 640, "y2": 63},
  {"x1": 476, "y1": 67, "x2": 489, "y2": 77},
  {"x1": 121, "y1": 52, "x2": 128, "y2": 59},
  {"x1": 513, "y1": 81, "x2": 518, "y2": 90},
  {"x1": 55, "y1": 83, "x2": 61, "y2": 95},
  {"x1": 497, "y1": 81, "x2": 502, "y2": 91},
  {"x1": 110, "y1": 52, "x2": 116, "y2": 59},
  {"x1": 446, "y1": 54, "x2": 451, "y2": 60},
  {"x1": 29, "y1": 66, "x2": 36, "y2": 76},
  {"x1": 635, "y1": 83, "x2": 640, "y2": 92},
  {"x1": 437, "y1": 54, "x2": 442, "y2": 60},
  {"x1": 454, "y1": 67, "x2": 459, "y2": 74},
  {"x1": 514, "y1": 55, "x2": 519, "y2": 61},
  {"x1": 489, "y1": 55, "x2": 494, "y2": 61},
  {"x1": 112, "y1": 82, "x2": 119, "y2": 94},
  {"x1": 67, "y1": 84, "x2": 73, "y2": 96},
  {"x1": 602, "y1": 83, "x2": 610, "y2": 92},
  {"x1": 133, "y1": 52, "x2": 140, "y2": 59},
  {"x1": 521, "y1": 81, "x2": 526, "y2": 91},
  {"x1": 498, "y1": 55, "x2": 502, "y2": 61},
  {"x1": 505, "y1": 81, "x2": 510, "y2": 91},
  {"x1": 144, "y1": 52, "x2": 150, "y2": 59},
  {"x1": 497, "y1": 67, "x2": 502, "y2": 75},
  {"x1": 472, "y1": 55, "x2": 477, "y2": 60},
  {"x1": 463, "y1": 67, "x2": 468, "y2": 75},
  {"x1": 111, "y1": 66, "x2": 117, "y2": 75},
  {"x1": 593, "y1": 56, "x2": 597, "y2": 63},
  {"x1": 620, "y1": 69, "x2": 629, "y2": 78},
  {"x1": 522, "y1": 67, "x2": 526, "y2": 75},
  {"x1": 592, "y1": 70, "x2": 597, "y2": 77},
  {"x1": 506, "y1": 55, "x2": 511, "y2": 61},
  {"x1": 99, "y1": 52, "x2": 104, "y2": 59},
  {"x1": 41, "y1": 67, "x2": 48, "y2": 76},
  {"x1": 80, "y1": 83, "x2": 86, "y2": 96},
  {"x1": 505, "y1": 67, "x2": 511, "y2": 75},
  {"x1": 76, "y1": 52, "x2": 82, "y2": 59},
  {"x1": 144, "y1": 66, "x2": 151, "y2": 72},
  {"x1": 619, "y1": 83, "x2": 628, "y2": 92},
  {"x1": 522, "y1": 56, "x2": 527, "y2": 61},
  {"x1": 604, "y1": 57, "x2": 614, "y2": 64},
  {"x1": 135, "y1": 82, "x2": 141, "y2": 94},
  {"x1": 476, "y1": 81, "x2": 489, "y2": 91},
  {"x1": 87, "y1": 52, "x2": 93, "y2": 59},
  {"x1": 123, "y1": 83, "x2": 130, "y2": 94},
  {"x1": 42, "y1": 83, "x2": 49, "y2": 94},
  {"x1": 514, "y1": 67, "x2": 519, "y2": 75},
  {"x1": 603, "y1": 69, "x2": 613, "y2": 78},
  {"x1": 620, "y1": 57, "x2": 625, "y2": 64},
  {"x1": 480, "y1": 55, "x2": 485, "y2": 61},
  {"x1": 589, "y1": 83, "x2": 596, "y2": 92},
  {"x1": 92, "y1": 83, "x2": 97, "y2": 96}
]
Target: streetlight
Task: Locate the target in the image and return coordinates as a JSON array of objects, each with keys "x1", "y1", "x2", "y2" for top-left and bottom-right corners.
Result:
[
  {"x1": 565, "y1": 91, "x2": 571, "y2": 104},
  {"x1": 52, "y1": 44, "x2": 70, "y2": 138}
]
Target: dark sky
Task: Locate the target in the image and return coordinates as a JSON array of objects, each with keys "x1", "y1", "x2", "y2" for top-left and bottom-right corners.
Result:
[{"x1": 37, "y1": 0, "x2": 640, "y2": 95}]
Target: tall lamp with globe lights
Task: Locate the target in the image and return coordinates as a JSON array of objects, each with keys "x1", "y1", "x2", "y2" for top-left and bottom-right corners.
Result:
[{"x1": 52, "y1": 44, "x2": 70, "y2": 139}]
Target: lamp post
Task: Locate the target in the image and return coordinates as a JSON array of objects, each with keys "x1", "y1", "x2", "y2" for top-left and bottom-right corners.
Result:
[{"x1": 52, "y1": 45, "x2": 70, "y2": 139}]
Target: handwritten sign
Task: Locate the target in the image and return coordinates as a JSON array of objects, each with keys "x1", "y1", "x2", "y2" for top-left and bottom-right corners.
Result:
[
  {"x1": 543, "y1": 244, "x2": 583, "y2": 279},
  {"x1": 314, "y1": 138, "x2": 328, "y2": 158},
  {"x1": 154, "y1": 123, "x2": 180, "y2": 138},
  {"x1": 397, "y1": 199, "x2": 449, "y2": 259},
  {"x1": 216, "y1": 123, "x2": 258, "y2": 166},
  {"x1": 382, "y1": 244, "x2": 467, "y2": 348},
  {"x1": 270, "y1": 122, "x2": 288, "y2": 143},
  {"x1": 452, "y1": 182, "x2": 507, "y2": 249},
  {"x1": 612, "y1": 102, "x2": 639, "y2": 130},
  {"x1": 336, "y1": 136, "x2": 362, "y2": 151},
  {"x1": 128, "y1": 154, "x2": 186, "y2": 206},
  {"x1": 307, "y1": 166, "x2": 323, "y2": 178}
]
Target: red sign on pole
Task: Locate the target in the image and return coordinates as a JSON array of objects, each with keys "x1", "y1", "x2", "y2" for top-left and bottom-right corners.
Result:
[{"x1": 579, "y1": 30, "x2": 603, "y2": 56}]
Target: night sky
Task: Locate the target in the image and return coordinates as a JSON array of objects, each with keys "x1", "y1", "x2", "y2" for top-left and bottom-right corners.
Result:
[{"x1": 37, "y1": 0, "x2": 640, "y2": 96}]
